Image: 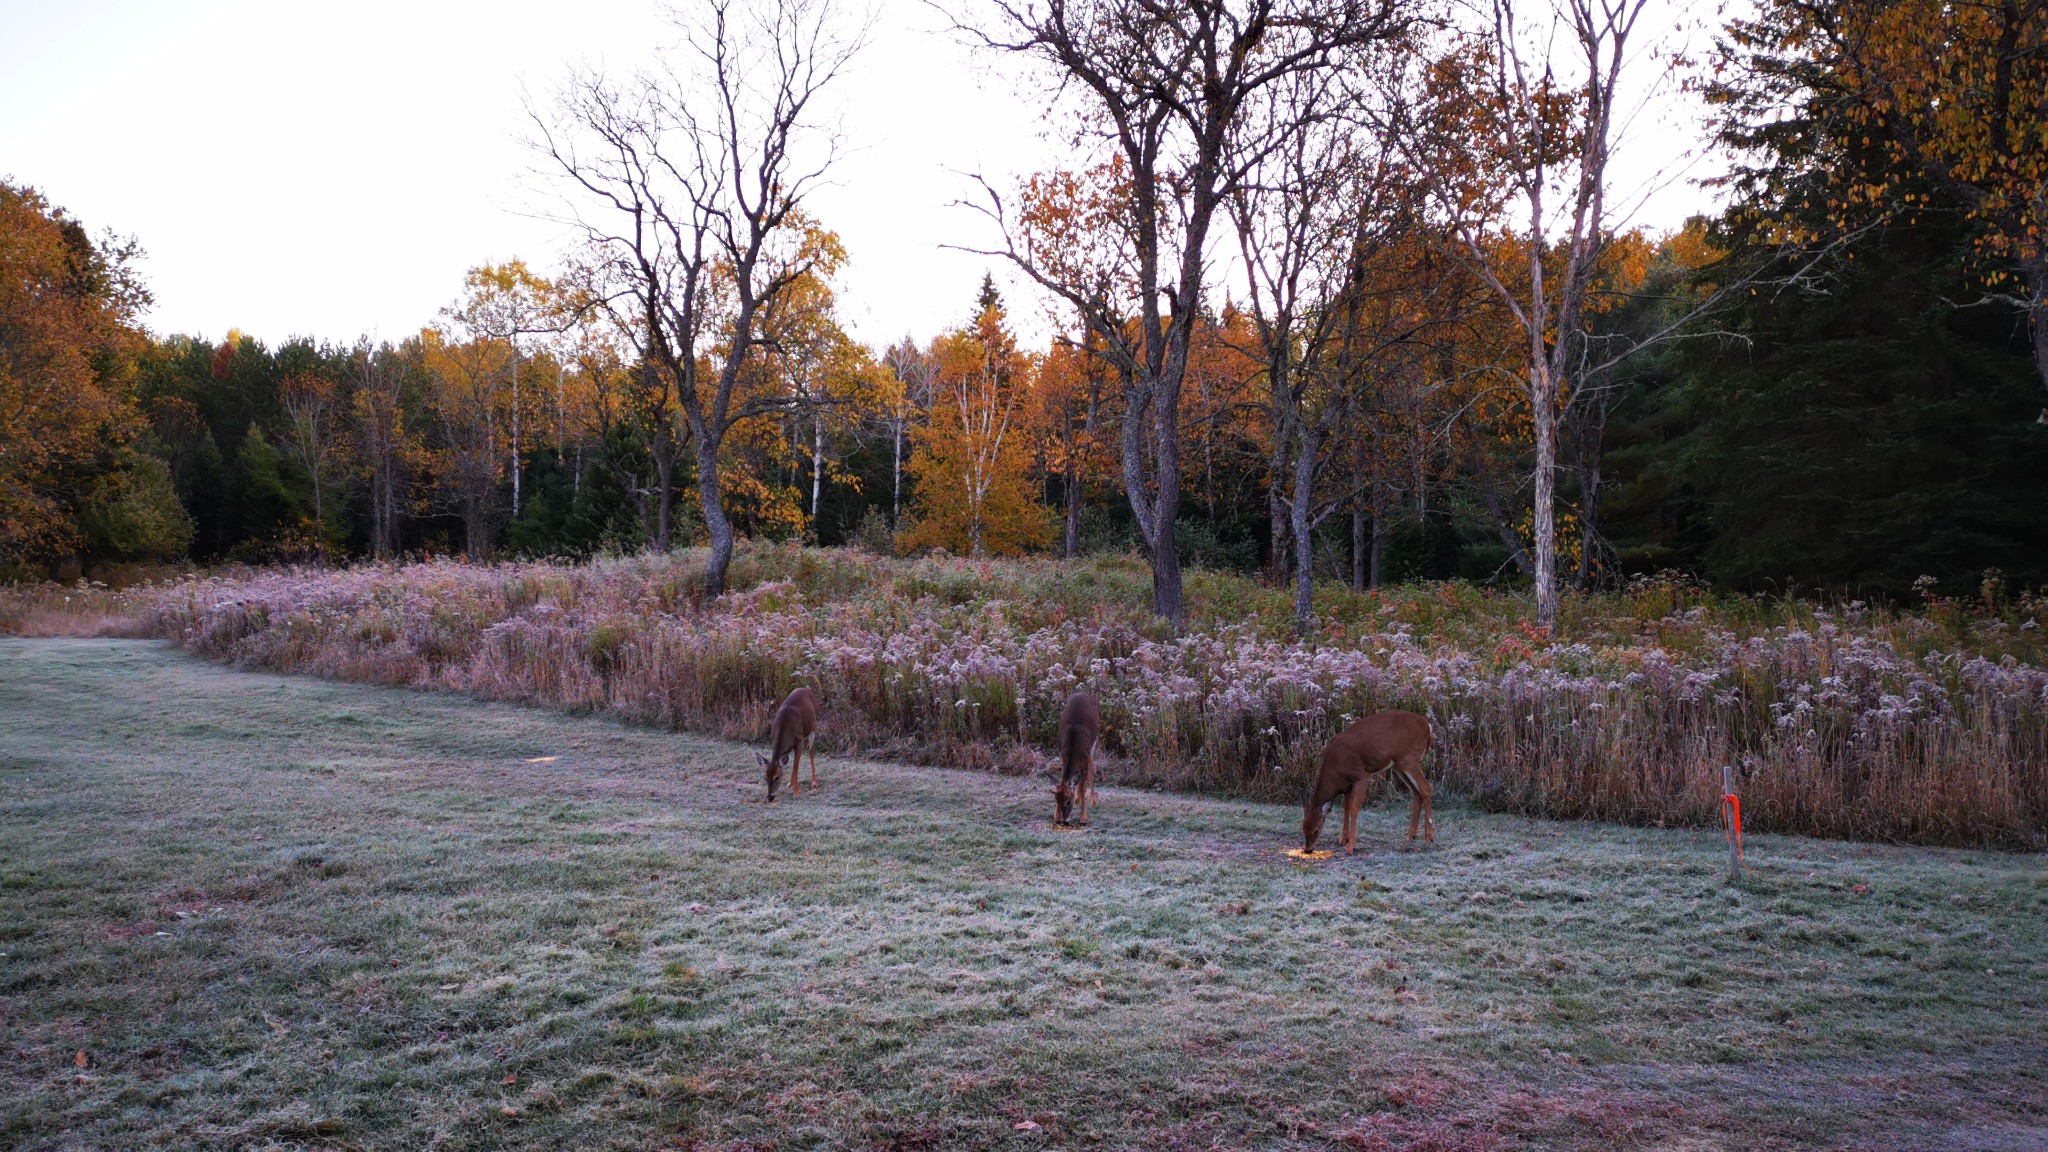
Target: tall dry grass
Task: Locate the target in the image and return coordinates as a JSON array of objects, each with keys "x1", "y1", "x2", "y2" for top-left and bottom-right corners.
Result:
[
  {"x1": 0, "y1": 581, "x2": 157, "y2": 638},
  {"x1": 18, "y1": 543, "x2": 2045, "y2": 847}
]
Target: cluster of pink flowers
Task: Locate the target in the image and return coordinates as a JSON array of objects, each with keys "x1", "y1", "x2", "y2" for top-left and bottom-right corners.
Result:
[{"x1": 142, "y1": 550, "x2": 2048, "y2": 847}]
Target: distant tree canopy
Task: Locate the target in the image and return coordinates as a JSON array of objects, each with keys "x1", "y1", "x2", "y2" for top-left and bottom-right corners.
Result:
[{"x1": 3, "y1": 0, "x2": 2044, "y2": 602}]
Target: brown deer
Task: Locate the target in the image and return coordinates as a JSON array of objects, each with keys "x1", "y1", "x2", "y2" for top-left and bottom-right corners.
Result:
[
  {"x1": 1047, "y1": 691, "x2": 1100, "y2": 826},
  {"x1": 757, "y1": 686, "x2": 819, "y2": 802},
  {"x1": 1302, "y1": 710, "x2": 1434, "y2": 854}
]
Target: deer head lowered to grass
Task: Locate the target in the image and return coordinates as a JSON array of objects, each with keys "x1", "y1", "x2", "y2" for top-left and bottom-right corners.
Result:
[
  {"x1": 1302, "y1": 710, "x2": 1434, "y2": 854},
  {"x1": 758, "y1": 686, "x2": 818, "y2": 802},
  {"x1": 1046, "y1": 691, "x2": 1100, "y2": 827}
]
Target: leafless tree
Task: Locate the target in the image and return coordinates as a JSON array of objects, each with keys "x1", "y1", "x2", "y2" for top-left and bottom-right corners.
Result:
[
  {"x1": 958, "y1": 0, "x2": 1407, "y2": 625},
  {"x1": 533, "y1": 0, "x2": 862, "y2": 595}
]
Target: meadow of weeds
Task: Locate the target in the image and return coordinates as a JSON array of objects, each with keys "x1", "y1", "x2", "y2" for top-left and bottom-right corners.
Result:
[
  {"x1": 3, "y1": 638, "x2": 2043, "y2": 1150},
  {"x1": 8, "y1": 543, "x2": 2047, "y2": 847}
]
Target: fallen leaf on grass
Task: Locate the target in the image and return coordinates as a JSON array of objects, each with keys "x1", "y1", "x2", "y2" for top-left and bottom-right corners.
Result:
[
  {"x1": 1013, "y1": 1120, "x2": 1041, "y2": 1131},
  {"x1": 74, "y1": 1050, "x2": 88, "y2": 1069},
  {"x1": 522, "y1": 756, "x2": 558, "y2": 763},
  {"x1": 501, "y1": 1106, "x2": 520, "y2": 1117},
  {"x1": 502, "y1": 1075, "x2": 518, "y2": 1085}
]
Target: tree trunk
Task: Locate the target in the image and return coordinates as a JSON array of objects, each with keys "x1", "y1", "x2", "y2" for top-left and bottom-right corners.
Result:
[
  {"x1": 1150, "y1": 382, "x2": 1184, "y2": 623},
  {"x1": 1268, "y1": 434, "x2": 1292, "y2": 584},
  {"x1": 651, "y1": 418, "x2": 676, "y2": 553},
  {"x1": 1577, "y1": 394, "x2": 1608, "y2": 587},
  {"x1": 1370, "y1": 517, "x2": 1383, "y2": 590},
  {"x1": 465, "y1": 491, "x2": 488, "y2": 562},
  {"x1": 1290, "y1": 422, "x2": 1319, "y2": 637},
  {"x1": 369, "y1": 463, "x2": 386, "y2": 561},
  {"x1": 510, "y1": 349, "x2": 523, "y2": 520},
  {"x1": 891, "y1": 414, "x2": 903, "y2": 523},
  {"x1": 697, "y1": 435, "x2": 736, "y2": 598},
  {"x1": 1351, "y1": 500, "x2": 1365, "y2": 593},
  {"x1": 810, "y1": 412, "x2": 824, "y2": 526},
  {"x1": 653, "y1": 451, "x2": 674, "y2": 553},
  {"x1": 1483, "y1": 482, "x2": 1536, "y2": 581},
  {"x1": 1531, "y1": 362, "x2": 1559, "y2": 631},
  {"x1": 1064, "y1": 364, "x2": 1098, "y2": 560},
  {"x1": 621, "y1": 467, "x2": 652, "y2": 552},
  {"x1": 2028, "y1": 261, "x2": 2048, "y2": 403},
  {"x1": 1064, "y1": 465, "x2": 1080, "y2": 558}
]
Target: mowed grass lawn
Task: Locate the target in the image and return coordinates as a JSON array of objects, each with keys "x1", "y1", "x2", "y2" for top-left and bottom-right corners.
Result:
[{"x1": 2, "y1": 640, "x2": 2044, "y2": 1151}]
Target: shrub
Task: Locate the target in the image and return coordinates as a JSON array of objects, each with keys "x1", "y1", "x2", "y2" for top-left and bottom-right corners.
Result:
[{"x1": 39, "y1": 544, "x2": 2048, "y2": 848}]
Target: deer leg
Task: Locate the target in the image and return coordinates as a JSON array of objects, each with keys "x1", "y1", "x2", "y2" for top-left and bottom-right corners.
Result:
[
  {"x1": 808, "y1": 735, "x2": 818, "y2": 790},
  {"x1": 1400, "y1": 755, "x2": 1433, "y2": 843},
  {"x1": 1343, "y1": 780, "x2": 1367, "y2": 853},
  {"x1": 1078, "y1": 763, "x2": 1093, "y2": 825}
]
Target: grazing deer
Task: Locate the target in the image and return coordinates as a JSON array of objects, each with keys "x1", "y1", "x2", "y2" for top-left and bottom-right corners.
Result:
[
  {"x1": 1047, "y1": 691, "x2": 1100, "y2": 826},
  {"x1": 757, "y1": 686, "x2": 818, "y2": 802},
  {"x1": 1302, "y1": 710, "x2": 1434, "y2": 854}
]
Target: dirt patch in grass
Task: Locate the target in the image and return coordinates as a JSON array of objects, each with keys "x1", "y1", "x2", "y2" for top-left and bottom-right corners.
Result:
[{"x1": 1, "y1": 638, "x2": 2043, "y2": 1150}]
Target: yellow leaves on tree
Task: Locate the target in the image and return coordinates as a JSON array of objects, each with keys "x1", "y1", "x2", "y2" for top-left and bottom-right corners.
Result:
[
  {"x1": 419, "y1": 327, "x2": 513, "y2": 560},
  {"x1": 0, "y1": 181, "x2": 156, "y2": 565},
  {"x1": 718, "y1": 219, "x2": 890, "y2": 542},
  {"x1": 900, "y1": 290, "x2": 1053, "y2": 558},
  {"x1": 1716, "y1": 0, "x2": 2048, "y2": 384}
]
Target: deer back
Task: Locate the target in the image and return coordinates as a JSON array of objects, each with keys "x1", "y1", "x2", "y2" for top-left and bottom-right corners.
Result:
[
  {"x1": 1057, "y1": 691, "x2": 1100, "y2": 780},
  {"x1": 770, "y1": 686, "x2": 818, "y2": 759},
  {"x1": 1311, "y1": 710, "x2": 1431, "y2": 803}
]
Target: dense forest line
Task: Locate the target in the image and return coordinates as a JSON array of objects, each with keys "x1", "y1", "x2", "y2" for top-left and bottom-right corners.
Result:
[{"x1": 3, "y1": 0, "x2": 2043, "y2": 606}]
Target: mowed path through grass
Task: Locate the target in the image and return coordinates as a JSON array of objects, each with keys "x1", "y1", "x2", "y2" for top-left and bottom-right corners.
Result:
[{"x1": 2, "y1": 639, "x2": 2043, "y2": 1151}]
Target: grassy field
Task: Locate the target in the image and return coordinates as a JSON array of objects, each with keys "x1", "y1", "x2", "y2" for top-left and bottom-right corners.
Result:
[{"x1": 2, "y1": 638, "x2": 2044, "y2": 1151}]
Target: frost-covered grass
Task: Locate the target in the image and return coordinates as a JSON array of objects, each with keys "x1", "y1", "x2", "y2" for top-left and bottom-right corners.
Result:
[
  {"x1": 87, "y1": 544, "x2": 2048, "y2": 847},
  {"x1": 2, "y1": 639, "x2": 2043, "y2": 1150}
]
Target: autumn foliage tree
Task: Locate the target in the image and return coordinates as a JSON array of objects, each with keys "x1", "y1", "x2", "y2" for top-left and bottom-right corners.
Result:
[
  {"x1": 902, "y1": 280, "x2": 1053, "y2": 557},
  {"x1": 0, "y1": 181, "x2": 185, "y2": 569}
]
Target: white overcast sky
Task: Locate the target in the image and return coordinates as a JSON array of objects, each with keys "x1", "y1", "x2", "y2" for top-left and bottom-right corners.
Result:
[{"x1": 1, "y1": 0, "x2": 1716, "y2": 352}]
